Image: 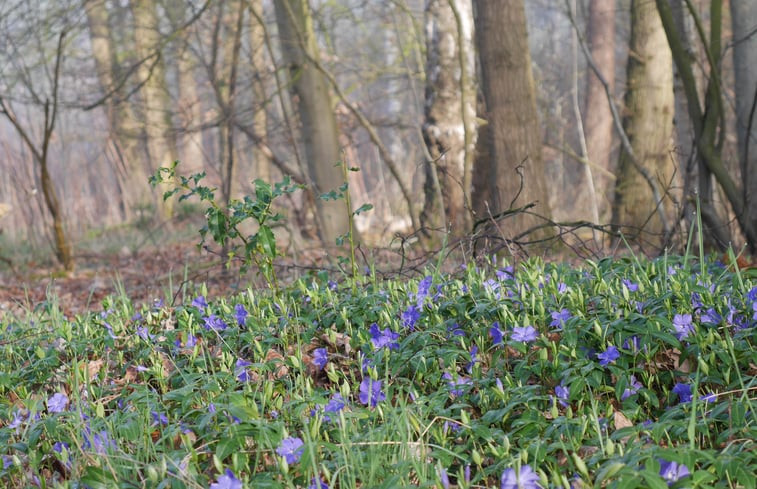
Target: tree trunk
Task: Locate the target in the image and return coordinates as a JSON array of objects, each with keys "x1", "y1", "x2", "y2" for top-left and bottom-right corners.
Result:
[
  {"x1": 582, "y1": 0, "x2": 615, "y2": 220},
  {"x1": 274, "y1": 0, "x2": 350, "y2": 246},
  {"x1": 730, "y1": 0, "x2": 757, "y2": 242},
  {"x1": 421, "y1": 0, "x2": 477, "y2": 238},
  {"x1": 472, "y1": 0, "x2": 552, "y2": 239},
  {"x1": 131, "y1": 0, "x2": 180, "y2": 219},
  {"x1": 612, "y1": 0, "x2": 675, "y2": 247},
  {"x1": 84, "y1": 0, "x2": 149, "y2": 219},
  {"x1": 249, "y1": 0, "x2": 272, "y2": 184}
]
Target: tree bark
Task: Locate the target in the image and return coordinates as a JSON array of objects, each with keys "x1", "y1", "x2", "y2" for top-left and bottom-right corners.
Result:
[
  {"x1": 730, "y1": 0, "x2": 757, "y2": 242},
  {"x1": 472, "y1": 0, "x2": 552, "y2": 239},
  {"x1": 249, "y1": 0, "x2": 272, "y2": 184},
  {"x1": 84, "y1": 0, "x2": 149, "y2": 218},
  {"x1": 421, "y1": 0, "x2": 477, "y2": 238},
  {"x1": 274, "y1": 0, "x2": 350, "y2": 245},
  {"x1": 582, "y1": 0, "x2": 615, "y2": 220},
  {"x1": 131, "y1": 0, "x2": 180, "y2": 219},
  {"x1": 612, "y1": 0, "x2": 675, "y2": 247}
]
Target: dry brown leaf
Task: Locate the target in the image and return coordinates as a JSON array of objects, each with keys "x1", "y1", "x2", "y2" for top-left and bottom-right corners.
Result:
[
  {"x1": 265, "y1": 349, "x2": 289, "y2": 379},
  {"x1": 113, "y1": 366, "x2": 138, "y2": 386},
  {"x1": 614, "y1": 410, "x2": 633, "y2": 430},
  {"x1": 87, "y1": 358, "x2": 105, "y2": 380}
]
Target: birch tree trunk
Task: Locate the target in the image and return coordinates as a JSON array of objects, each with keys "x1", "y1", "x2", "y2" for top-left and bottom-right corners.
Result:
[
  {"x1": 612, "y1": 0, "x2": 675, "y2": 246},
  {"x1": 472, "y1": 0, "x2": 552, "y2": 238},
  {"x1": 421, "y1": 0, "x2": 477, "y2": 238},
  {"x1": 274, "y1": 0, "x2": 350, "y2": 245}
]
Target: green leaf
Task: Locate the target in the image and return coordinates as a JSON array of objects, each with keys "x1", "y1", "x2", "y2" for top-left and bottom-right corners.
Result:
[
  {"x1": 257, "y1": 226, "x2": 276, "y2": 259},
  {"x1": 353, "y1": 203, "x2": 373, "y2": 215}
]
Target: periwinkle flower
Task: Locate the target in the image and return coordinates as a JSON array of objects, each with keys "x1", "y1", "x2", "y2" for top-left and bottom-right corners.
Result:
[
  {"x1": 191, "y1": 296, "x2": 208, "y2": 309},
  {"x1": 210, "y1": 468, "x2": 243, "y2": 489},
  {"x1": 448, "y1": 322, "x2": 465, "y2": 336},
  {"x1": 597, "y1": 345, "x2": 620, "y2": 366},
  {"x1": 203, "y1": 314, "x2": 228, "y2": 331},
  {"x1": 82, "y1": 427, "x2": 116, "y2": 454},
  {"x1": 359, "y1": 378, "x2": 385, "y2": 407},
  {"x1": 234, "y1": 303, "x2": 248, "y2": 326},
  {"x1": 659, "y1": 459, "x2": 690, "y2": 486},
  {"x1": 622, "y1": 279, "x2": 638, "y2": 292},
  {"x1": 512, "y1": 325, "x2": 538, "y2": 343},
  {"x1": 151, "y1": 411, "x2": 168, "y2": 426},
  {"x1": 701, "y1": 307, "x2": 721, "y2": 324},
  {"x1": 53, "y1": 441, "x2": 69, "y2": 454},
  {"x1": 401, "y1": 305, "x2": 421, "y2": 330},
  {"x1": 136, "y1": 325, "x2": 154, "y2": 341},
  {"x1": 415, "y1": 275, "x2": 433, "y2": 305},
  {"x1": 672, "y1": 314, "x2": 694, "y2": 340},
  {"x1": 47, "y1": 392, "x2": 69, "y2": 413},
  {"x1": 700, "y1": 392, "x2": 717, "y2": 403},
  {"x1": 309, "y1": 477, "x2": 329, "y2": 489},
  {"x1": 324, "y1": 393, "x2": 346, "y2": 414},
  {"x1": 369, "y1": 323, "x2": 400, "y2": 350},
  {"x1": 439, "y1": 468, "x2": 450, "y2": 489},
  {"x1": 276, "y1": 437, "x2": 304, "y2": 464},
  {"x1": 312, "y1": 348, "x2": 328, "y2": 370},
  {"x1": 490, "y1": 322, "x2": 504, "y2": 345},
  {"x1": 443, "y1": 373, "x2": 471, "y2": 397},
  {"x1": 466, "y1": 345, "x2": 478, "y2": 373},
  {"x1": 235, "y1": 358, "x2": 252, "y2": 382},
  {"x1": 555, "y1": 382, "x2": 569, "y2": 407},
  {"x1": 550, "y1": 308, "x2": 571, "y2": 329},
  {"x1": 621, "y1": 375, "x2": 642, "y2": 400},
  {"x1": 672, "y1": 382, "x2": 692, "y2": 403},
  {"x1": 185, "y1": 334, "x2": 198, "y2": 348},
  {"x1": 500, "y1": 464, "x2": 543, "y2": 489}
]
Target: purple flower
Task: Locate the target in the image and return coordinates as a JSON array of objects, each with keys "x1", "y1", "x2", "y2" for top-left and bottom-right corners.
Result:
[
  {"x1": 623, "y1": 336, "x2": 640, "y2": 352},
  {"x1": 185, "y1": 334, "x2": 197, "y2": 348},
  {"x1": 359, "y1": 378, "x2": 386, "y2": 407},
  {"x1": 700, "y1": 392, "x2": 717, "y2": 403},
  {"x1": 309, "y1": 477, "x2": 329, "y2": 489},
  {"x1": 500, "y1": 464, "x2": 543, "y2": 489},
  {"x1": 672, "y1": 382, "x2": 692, "y2": 403},
  {"x1": 203, "y1": 314, "x2": 228, "y2": 331},
  {"x1": 137, "y1": 325, "x2": 154, "y2": 341},
  {"x1": 701, "y1": 307, "x2": 721, "y2": 324},
  {"x1": 325, "y1": 393, "x2": 346, "y2": 414},
  {"x1": 748, "y1": 286, "x2": 757, "y2": 303},
  {"x1": 448, "y1": 323, "x2": 465, "y2": 336},
  {"x1": 47, "y1": 392, "x2": 69, "y2": 413},
  {"x1": 467, "y1": 345, "x2": 478, "y2": 373},
  {"x1": 235, "y1": 358, "x2": 252, "y2": 382},
  {"x1": 82, "y1": 427, "x2": 116, "y2": 454},
  {"x1": 440, "y1": 467, "x2": 450, "y2": 489},
  {"x1": 369, "y1": 323, "x2": 400, "y2": 350},
  {"x1": 555, "y1": 382, "x2": 569, "y2": 407},
  {"x1": 672, "y1": 314, "x2": 695, "y2": 340},
  {"x1": 490, "y1": 322, "x2": 504, "y2": 345},
  {"x1": 550, "y1": 309, "x2": 571, "y2": 329},
  {"x1": 512, "y1": 325, "x2": 538, "y2": 343},
  {"x1": 691, "y1": 292, "x2": 703, "y2": 311},
  {"x1": 2, "y1": 455, "x2": 13, "y2": 469},
  {"x1": 234, "y1": 304, "x2": 248, "y2": 326},
  {"x1": 557, "y1": 282, "x2": 568, "y2": 294},
  {"x1": 622, "y1": 279, "x2": 638, "y2": 292},
  {"x1": 621, "y1": 375, "x2": 642, "y2": 400},
  {"x1": 443, "y1": 373, "x2": 471, "y2": 397},
  {"x1": 191, "y1": 296, "x2": 208, "y2": 309},
  {"x1": 659, "y1": 459, "x2": 690, "y2": 486},
  {"x1": 53, "y1": 441, "x2": 69, "y2": 454},
  {"x1": 312, "y1": 348, "x2": 328, "y2": 370},
  {"x1": 276, "y1": 437, "x2": 304, "y2": 464},
  {"x1": 415, "y1": 275, "x2": 433, "y2": 305},
  {"x1": 210, "y1": 468, "x2": 243, "y2": 489},
  {"x1": 208, "y1": 403, "x2": 217, "y2": 414},
  {"x1": 151, "y1": 411, "x2": 168, "y2": 426},
  {"x1": 597, "y1": 346, "x2": 620, "y2": 366},
  {"x1": 497, "y1": 266, "x2": 515, "y2": 280},
  {"x1": 401, "y1": 305, "x2": 421, "y2": 330}
]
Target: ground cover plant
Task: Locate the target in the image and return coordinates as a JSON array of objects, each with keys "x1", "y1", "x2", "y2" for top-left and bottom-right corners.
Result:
[{"x1": 1, "y1": 251, "x2": 756, "y2": 488}]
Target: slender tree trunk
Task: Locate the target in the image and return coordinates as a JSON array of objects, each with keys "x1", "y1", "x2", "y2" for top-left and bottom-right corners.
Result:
[
  {"x1": 84, "y1": 0, "x2": 148, "y2": 219},
  {"x1": 274, "y1": 0, "x2": 350, "y2": 245},
  {"x1": 582, "y1": 0, "x2": 615, "y2": 220},
  {"x1": 730, "y1": 0, "x2": 757, "y2": 241},
  {"x1": 612, "y1": 0, "x2": 675, "y2": 246},
  {"x1": 249, "y1": 0, "x2": 272, "y2": 183},
  {"x1": 421, "y1": 0, "x2": 477, "y2": 238},
  {"x1": 131, "y1": 0, "x2": 180, "y2": 219},
  {"x1": 472, "y1": 0, "x2": 552, "y2": 238}
]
